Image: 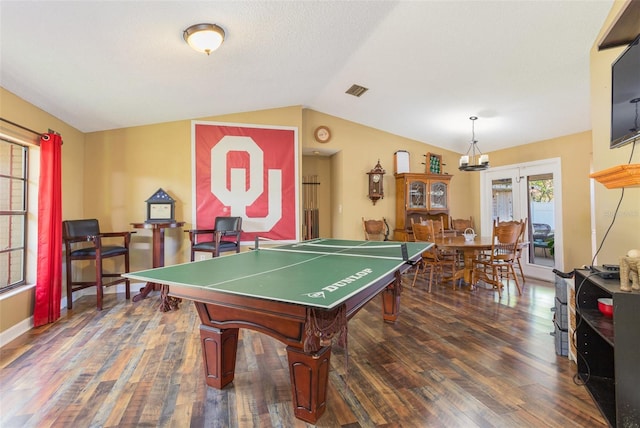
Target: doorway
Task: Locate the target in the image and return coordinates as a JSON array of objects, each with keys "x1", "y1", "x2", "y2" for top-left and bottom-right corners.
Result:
[{"x1": 480, "y1": 158, "x2": 563, "y2": 281}]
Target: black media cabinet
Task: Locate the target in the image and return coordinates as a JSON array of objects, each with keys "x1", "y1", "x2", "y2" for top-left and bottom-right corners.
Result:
[{"x1": 574, "y1": 268, "x2": 640, "y2": 427}]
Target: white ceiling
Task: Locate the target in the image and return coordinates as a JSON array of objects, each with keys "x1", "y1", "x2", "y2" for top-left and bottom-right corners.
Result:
[{"x1": 0, "y1": 1, "x2": 614, "y2": 154}]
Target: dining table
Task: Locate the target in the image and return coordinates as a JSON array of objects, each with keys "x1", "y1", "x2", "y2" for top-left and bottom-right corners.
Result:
[{"x1": 434, "y1": 235, "x2": 494, "y2": 286}]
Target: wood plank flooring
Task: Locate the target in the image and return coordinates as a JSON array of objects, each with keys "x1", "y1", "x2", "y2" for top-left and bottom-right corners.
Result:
[{"x1": 0, "y1": 274, "x2": 607, "y2": 427}]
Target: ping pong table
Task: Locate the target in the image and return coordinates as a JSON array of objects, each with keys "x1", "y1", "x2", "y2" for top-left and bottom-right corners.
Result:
[{"x1": 124, "y1": 238, "x2": 431, "y2": 423}]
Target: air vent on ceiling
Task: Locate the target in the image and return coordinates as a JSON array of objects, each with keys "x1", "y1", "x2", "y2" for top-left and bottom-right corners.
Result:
[{"x1": 345, "y1": 84, "x2": 369, "y2": 97}]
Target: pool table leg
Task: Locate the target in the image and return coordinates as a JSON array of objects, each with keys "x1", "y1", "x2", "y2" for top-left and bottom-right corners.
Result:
[
  {"x1": 381, "y1": 270, "x2": 402, "y2": 322},
  {"x1": 199, "y1": 325, "x2": 239, "y2": 389},
  {"x1": 286, "y1": 345, "x2": 331, "y2": 424}
]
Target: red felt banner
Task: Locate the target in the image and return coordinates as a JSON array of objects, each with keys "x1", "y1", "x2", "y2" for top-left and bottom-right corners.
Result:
[{"x1": 193, "y1": 122, "x2": 298, "y2": 242}]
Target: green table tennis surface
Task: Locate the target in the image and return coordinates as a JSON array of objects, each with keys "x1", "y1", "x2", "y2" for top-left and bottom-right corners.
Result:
[{"x1": 125, "y1": 238, "x2": 431, "y2": 309}]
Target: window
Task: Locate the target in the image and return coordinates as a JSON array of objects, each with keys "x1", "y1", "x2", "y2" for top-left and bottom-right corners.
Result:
[{"x1": 0, "y1": 139, "x2": 28, "y2": 291}]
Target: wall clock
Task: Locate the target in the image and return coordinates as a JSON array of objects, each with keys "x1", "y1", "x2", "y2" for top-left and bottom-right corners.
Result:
[
  {"x1": 313, "y1": 126, "x2": 331, "y2": 143},
  {"x1": 367, "y1": 160, "x2": 386, "y2": 205}
]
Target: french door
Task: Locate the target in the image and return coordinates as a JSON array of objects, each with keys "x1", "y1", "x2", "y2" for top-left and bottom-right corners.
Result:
[{"x1": 480, "y1": 158, "x2": 563, "y2": 281}]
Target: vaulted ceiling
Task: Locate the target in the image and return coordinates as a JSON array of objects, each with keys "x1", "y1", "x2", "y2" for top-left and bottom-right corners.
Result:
[{"x1": 0, "y1": 1, "x2": 614, "y2": 153}]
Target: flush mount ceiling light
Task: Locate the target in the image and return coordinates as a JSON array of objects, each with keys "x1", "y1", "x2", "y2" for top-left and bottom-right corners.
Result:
[
  {"x1": 459, "y1": 116, "x2": 490, "y2": 172},
  {"x1": 183, "y1": 23, "x2": 225, "y2": 55}
]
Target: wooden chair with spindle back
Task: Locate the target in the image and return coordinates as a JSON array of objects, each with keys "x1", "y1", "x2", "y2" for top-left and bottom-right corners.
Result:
[
  {"x1": 472, "y1": 220, "x2": 522, "y2": 298},
  {"x1": 411, "y1": 220, "x2": 457, "y2": 291}
]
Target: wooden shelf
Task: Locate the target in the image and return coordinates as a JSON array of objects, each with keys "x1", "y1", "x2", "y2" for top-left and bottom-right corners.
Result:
[
  {"x1": 590, "y1": 164, "x2": 640, "y2": 189},
  {"x1": 598, "y1": 0, "x2": 640, "y2": 50},
  {"x1": 574, "y1": 269, "x2": 640, "y2": 427}
]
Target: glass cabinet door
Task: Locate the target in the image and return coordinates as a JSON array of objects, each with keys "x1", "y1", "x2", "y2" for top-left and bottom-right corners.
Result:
[
  {"x1": 429, "y1": 181, "x2": 448, "y2": 209},
  {"x1": 408, "y1": 180, "x2": 426, "y2": 208}
]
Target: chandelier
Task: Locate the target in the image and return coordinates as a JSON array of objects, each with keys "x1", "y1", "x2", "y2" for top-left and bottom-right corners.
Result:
[{"x1": 459, "y1": 116, "x2": 489, "y2": 171}]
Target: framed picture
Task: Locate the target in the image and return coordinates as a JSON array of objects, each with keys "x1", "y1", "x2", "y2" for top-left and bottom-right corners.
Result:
[{"x1": 146, "y1": 188, "x2": 175, "y2": 222}]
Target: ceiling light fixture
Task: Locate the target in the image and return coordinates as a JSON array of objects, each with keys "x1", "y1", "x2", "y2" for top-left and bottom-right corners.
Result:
[
  {"x1": 459, "y1": 116, "x2": 489, "y2": 172},
  {"x1": 183, "y1": 23, "x2": 225, "y2": 55}
]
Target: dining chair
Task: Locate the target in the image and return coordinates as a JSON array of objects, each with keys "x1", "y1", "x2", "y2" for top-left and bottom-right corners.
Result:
[
  {"x1": 439, "y1": 214, "x2": 458, "y2": 237},
  {"x1": 62, "y1": 219, "x2": 133, "y2": 310},
  {"x1": 411, "y1": 220, "x2": 456, "y2": 291},
  {"x1": 497, "y1": 218, "x2": 528, "y2": 284},
  {"x1": 471, "y1": 220, "x2": 522, "y2": 298},
  {"x1": 515, "y1": 218, "x2": 528, "y2": 283},
  {"x1": 431, "y1": 219, "x2": 444, "y2": 235},
  {"x1": 362, "y1": 217, "x2": 389, "y2": 241},
  {"x1": 185, "y1": 216, "x2": 243, "y2": 261},
  {"x1": 420, "y1": 217, "x2": 459, "y2": 266},
  {"x1": 451, "y1": 216, "x2": 474, "y2": 234}
]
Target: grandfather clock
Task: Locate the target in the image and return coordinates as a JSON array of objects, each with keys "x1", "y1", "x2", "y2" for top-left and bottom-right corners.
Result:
[{"x1": 367, "y1": 160, "x2": 385, "y2": 205}]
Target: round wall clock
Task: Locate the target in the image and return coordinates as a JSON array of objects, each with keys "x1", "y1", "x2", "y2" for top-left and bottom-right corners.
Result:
[{"x1": 314, "y1": 126, "x2": 331, "y2": 143}]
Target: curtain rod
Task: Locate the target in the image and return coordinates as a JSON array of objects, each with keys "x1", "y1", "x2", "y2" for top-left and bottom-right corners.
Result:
[{"x1": 0, "y1": 117, "x2": 53, "y2": 141}]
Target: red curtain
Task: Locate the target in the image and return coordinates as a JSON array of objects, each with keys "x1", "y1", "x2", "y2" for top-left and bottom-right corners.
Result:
[{"x1": 34, "y1": 133, "x2": 63, "y2": 327}]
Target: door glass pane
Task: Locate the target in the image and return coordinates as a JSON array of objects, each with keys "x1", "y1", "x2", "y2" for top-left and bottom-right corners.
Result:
[
  {"x1": 409, "y1": 181, "x2": 426, "y2": 208},
  {"x1": 528, "y1": 173, "x2": 554, "y2": 267},
  {"x1": 430, "y1": 181, "x2": 447, "y2": 209},
  {"x1": 491, "y1": 178, "x2": 513, "y2": 222}
]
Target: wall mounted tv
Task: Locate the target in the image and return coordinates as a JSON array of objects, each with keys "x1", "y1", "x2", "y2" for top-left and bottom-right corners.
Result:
[{"x1": 610, "y1": 34, "x2": 640, "y2": 149}]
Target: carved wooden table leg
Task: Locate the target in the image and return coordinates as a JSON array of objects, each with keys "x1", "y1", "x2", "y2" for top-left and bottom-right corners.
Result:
[
  {"x1": 381, "y1": 270, "x2": 402, "y2": 322},
  {"x1": 286, "y1": 345, "x2": 331, "y2": 424},
  {"x1": 199, "y1": 325, "x2": 239, "y2": 389}
]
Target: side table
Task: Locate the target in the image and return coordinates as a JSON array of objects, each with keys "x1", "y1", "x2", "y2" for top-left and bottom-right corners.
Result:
[{"x1": 131, "y1": 221, "x2": 185, "y2": 310}]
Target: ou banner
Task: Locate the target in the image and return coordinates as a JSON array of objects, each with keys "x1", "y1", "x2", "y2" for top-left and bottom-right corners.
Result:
[{"x1": 192, "y1": 121, "x2": 299, "y2": 243}]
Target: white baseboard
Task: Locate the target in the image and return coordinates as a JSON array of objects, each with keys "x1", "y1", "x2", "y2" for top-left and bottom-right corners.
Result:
[
  {"x1": 0, "y1": 316, "x2": 34, "y2": 348},
  {"x1": 0, "y1": 283, "x2": 133, "y2": 348}
]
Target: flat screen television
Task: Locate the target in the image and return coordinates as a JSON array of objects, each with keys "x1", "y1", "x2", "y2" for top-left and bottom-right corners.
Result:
[{"x1": 610, "y1": 34, "x2": 640, "y2": 149}]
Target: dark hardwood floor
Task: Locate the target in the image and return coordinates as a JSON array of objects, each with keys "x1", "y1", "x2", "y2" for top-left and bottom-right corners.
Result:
[{"x1": 0, "y1": 273, "x2": 607, "y2": 427}]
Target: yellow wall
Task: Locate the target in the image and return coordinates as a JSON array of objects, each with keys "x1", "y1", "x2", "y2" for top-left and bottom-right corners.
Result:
[
  {"x1": 84, "y1": 107, "x2": 464, "y2": 273},
  {"x1": 589, "y1": 1, "x2": 640, "y2": 264},
  {"x1": 0, "y1": 87, "x2": 85, "y2": 336},
  {"x1": 487, "y1": 131, "x2": 594, "y2": 269},
  {"x1": 83, "y1": 106, "x2": 304, "y2": 271},
  {"x1": 301, "y1": 110, "x2": 472, "y2": 240}
]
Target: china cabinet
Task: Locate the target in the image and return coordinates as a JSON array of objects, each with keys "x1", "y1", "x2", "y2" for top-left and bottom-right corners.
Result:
[{"x1": 394, "y1": 173, "x2": 452, "y2": 241}]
